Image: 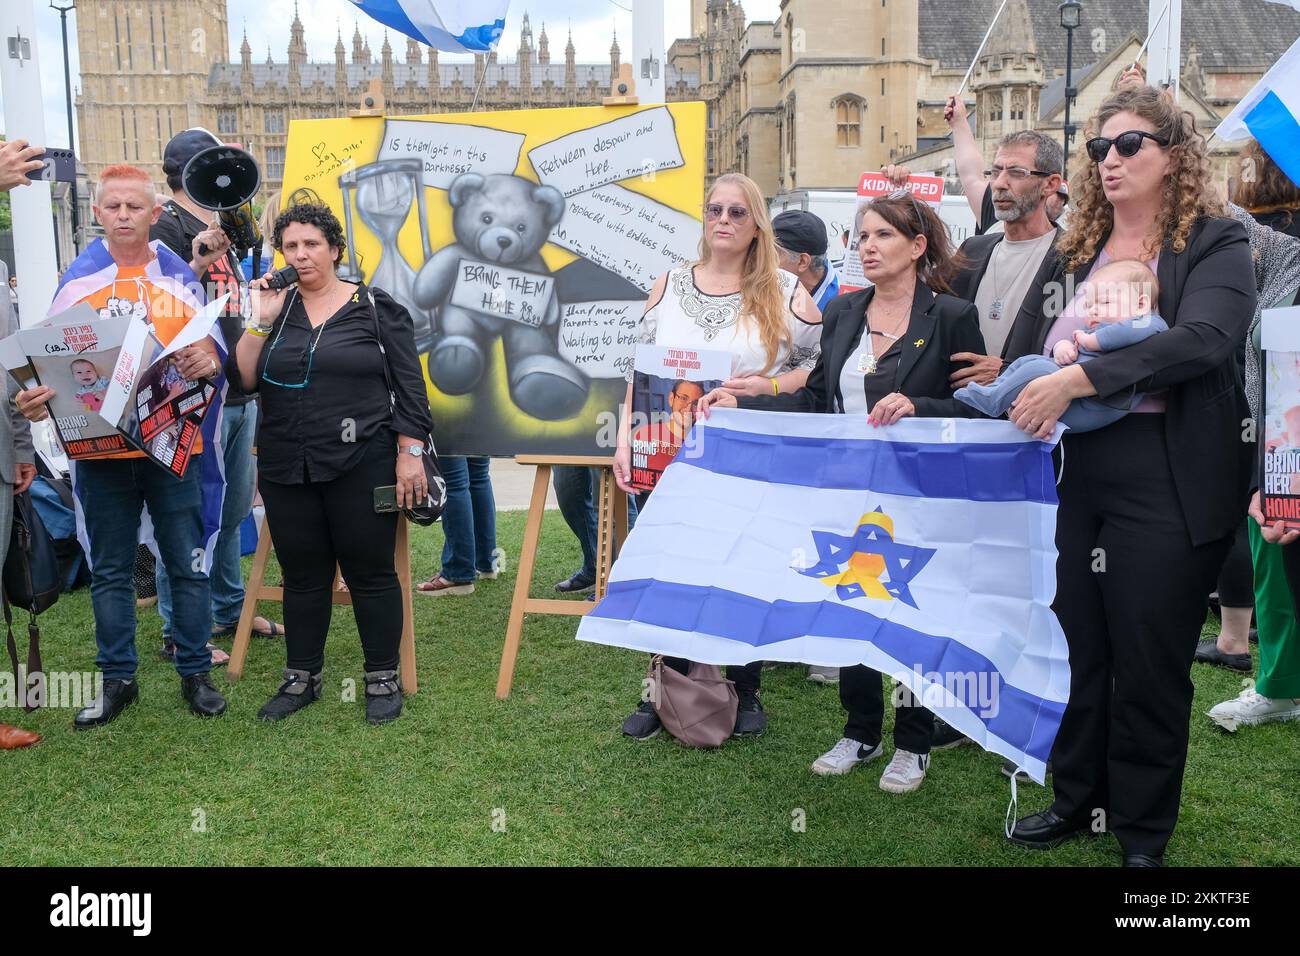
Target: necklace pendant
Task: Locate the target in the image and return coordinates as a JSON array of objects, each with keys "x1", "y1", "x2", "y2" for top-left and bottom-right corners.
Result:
[
  {"x1": 857, "y1": 353, "x2": 878, "y2": 374},
  {"x1": 989, "y1": 298, "x2": 1004, "y2": 322}
]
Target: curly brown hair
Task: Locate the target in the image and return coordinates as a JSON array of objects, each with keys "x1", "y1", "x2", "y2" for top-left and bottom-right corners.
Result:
[
  {"x1": 1231, "y1": 139, "x2": 1300, "y2": 228},
  {"x1": 1057, "y1": 86, "x2": 1223, "y2": 273},
  {"x1": 272, "y1": 201, "x2": 347, "y2": 266}
]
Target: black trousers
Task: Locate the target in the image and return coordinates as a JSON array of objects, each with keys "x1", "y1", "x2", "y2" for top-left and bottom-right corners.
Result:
[
  {"x1": 633, "y1": 491, "x2": 763, "y2": 695},
  {"x1": 1050, "y1": 415, "x2": 1232, "y2": 856},
  {"x1": 1215, "y1": 518, "x2": 1254, "y2": 609},
  {"x1": 259, "y1": 432, "x2": 402, "y2": 674},
  {"x1": 840, "y1": 664, "x2": 934, "y2": 754}
]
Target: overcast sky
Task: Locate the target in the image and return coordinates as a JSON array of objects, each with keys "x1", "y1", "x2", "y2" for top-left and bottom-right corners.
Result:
[{"x1": 2, "y1": 0, "x2": 782, "y2": 149}]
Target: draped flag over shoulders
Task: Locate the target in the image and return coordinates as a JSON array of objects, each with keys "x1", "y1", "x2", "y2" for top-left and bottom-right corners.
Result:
[
  {"x1": 578, "y1": 409, "x2": 1070, "y2": 782},
  {"x1": 350, "y1": 0, "x2": 509, "y2": 53},
  {"x1": 1215, "y1": 34, "x2": 1300, "y2": 186},
  {"x1": 50, "y1": 238, "x2": 229, "y2": 574}
]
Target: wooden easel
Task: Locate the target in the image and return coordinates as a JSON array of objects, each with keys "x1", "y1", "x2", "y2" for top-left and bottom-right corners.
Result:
[
  {"x1": 226, "y1": 514, "x2": 419, "y2": 694},
  {"x1": 495, "y1": 455, "x2": 630, "y2": 699}
]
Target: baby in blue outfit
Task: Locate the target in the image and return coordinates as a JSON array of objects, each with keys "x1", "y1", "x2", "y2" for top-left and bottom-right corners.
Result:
[{"x1": 956, "y1": 259, "x2": 1167, "y2": 432}]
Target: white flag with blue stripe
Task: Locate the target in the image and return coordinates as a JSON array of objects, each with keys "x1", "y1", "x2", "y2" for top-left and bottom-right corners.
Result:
[
  {"x1": 350, "y1": 0, "x2": 508, "y2": 53},
  {"x1": 578, "y1": 409, "x2": 1070, "y2": 782},
  {"x1": 1215, "y1": 34, "x2": 1300, "y2": 186}
]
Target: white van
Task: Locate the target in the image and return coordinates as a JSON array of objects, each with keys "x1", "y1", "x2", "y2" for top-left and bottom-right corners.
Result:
[{"x1": 769, "y1": 188, "x2": 978, "y2": 283}]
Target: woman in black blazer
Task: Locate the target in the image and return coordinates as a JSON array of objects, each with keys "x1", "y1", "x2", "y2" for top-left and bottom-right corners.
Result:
[
  {"x1": 701, "y1": 192, "x2": 985, "y2": 794},
  {"x1": 1003, "y1": 87, "x2": 1256, "y2": 865}
]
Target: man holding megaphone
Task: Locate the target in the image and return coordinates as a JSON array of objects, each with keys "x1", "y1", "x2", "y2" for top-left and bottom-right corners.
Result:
[{"x1": 152, "y1": 129, "x2": 283, "y2": 667}]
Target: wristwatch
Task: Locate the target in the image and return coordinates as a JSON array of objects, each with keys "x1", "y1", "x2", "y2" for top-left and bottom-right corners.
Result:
[{"x1": 403, "y1": 444, "x2": 425, "y2": 458}]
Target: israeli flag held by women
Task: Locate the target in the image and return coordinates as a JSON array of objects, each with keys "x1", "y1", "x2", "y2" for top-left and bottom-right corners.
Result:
[
  {"x1": 350, "y1": 0, "x2": 508, "y2": 53},
  {"x1": 578, "y1": 409, "x2": 1071, "y2": 782},
  {"x1": 1215, "y1": 34, "x2": 1300, "y2": 186}
]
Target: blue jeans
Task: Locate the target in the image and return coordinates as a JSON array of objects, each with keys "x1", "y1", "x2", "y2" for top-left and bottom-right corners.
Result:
[
  {"x1": 954, "y1": 354, "x2": 1134, "y2": 433},
  {"x1": 157, "y1": 401, "x2": 258, "y2": 633},
  {"x1": 439, "y1": 456, "x2": 497, "y2": 583},
  {"x1": 554, "y1": 465, "x2": 639, "y2": 581},
  {"x1": 76, "y1": 455, "x2": 211, "y2": 679}
]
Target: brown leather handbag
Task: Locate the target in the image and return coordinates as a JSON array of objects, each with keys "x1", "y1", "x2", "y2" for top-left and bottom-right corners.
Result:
[{"x1": 649, "y1": 655, "x2": 738, "y2": 748}]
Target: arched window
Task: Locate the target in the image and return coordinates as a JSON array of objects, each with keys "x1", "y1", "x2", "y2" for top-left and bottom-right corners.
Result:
[
  {"x1": 832, "y1": 95, "x2": 863, "y2": 148},
  {"x1": 1011, "y1": 93, "x2": 1026, "y2": 122}
]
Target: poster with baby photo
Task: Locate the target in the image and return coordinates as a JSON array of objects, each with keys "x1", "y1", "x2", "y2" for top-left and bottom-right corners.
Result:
[
  {"x1": 629, "y1": 344, "x2": 729, "y2": 493},
  {"x1": 1261, "y1": 306, "x2": 1300, "y2": 524},
  {"x1": 0, "y1": 304, "x2": 134, "y2": 459},
  {"x1": 100, "y1": 306, "x2": 221, "y2": 479}
]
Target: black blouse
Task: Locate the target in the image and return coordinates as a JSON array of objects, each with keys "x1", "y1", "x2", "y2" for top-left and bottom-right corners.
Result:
[{"x1": 248, "y1": 282, "x2": 433, "y2": 484}]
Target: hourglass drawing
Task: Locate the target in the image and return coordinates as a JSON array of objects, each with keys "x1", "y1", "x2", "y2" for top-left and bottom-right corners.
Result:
[{"x1": 338, "y1": 159, "x2": 435, "y2": 352}]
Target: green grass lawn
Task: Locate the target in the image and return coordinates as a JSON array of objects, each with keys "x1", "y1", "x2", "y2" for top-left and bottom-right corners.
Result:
[{"x1": 1, "y1": 509, "x2": 1297, "y2": 866}]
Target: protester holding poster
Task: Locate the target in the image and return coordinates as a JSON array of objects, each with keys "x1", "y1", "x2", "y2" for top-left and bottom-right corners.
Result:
[
  {"x1": 15, "y1": 164, "x2": 230, "y2": 728},
  {"x1": 235, "y1": 203, "x2": 433, "y2": 726},
  {"x1": 612, "y1": 173, "x2": 821, "y2": 742},
  {"x1": 628, "y1": 346, "x2": 728, "y2": 493},
  {"x1": 700, "y1": 191, "x2": 984, "y2": 792},
  {"x1": 1003, "y1": 86, "x2": 1256, "y2": 866}
]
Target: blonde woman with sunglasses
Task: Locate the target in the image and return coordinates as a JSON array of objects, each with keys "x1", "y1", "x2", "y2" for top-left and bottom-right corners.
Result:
[{"x1": 613, "y1": 173, "x2": 821, "y2": 741}]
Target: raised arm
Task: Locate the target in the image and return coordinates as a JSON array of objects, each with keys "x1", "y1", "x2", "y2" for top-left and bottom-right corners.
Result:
[{"x1": 945, "y1": 95, "x2": 987, "y2": 222}]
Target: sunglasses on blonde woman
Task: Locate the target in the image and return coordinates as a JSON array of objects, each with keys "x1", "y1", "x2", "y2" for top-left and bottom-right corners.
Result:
[{"x1": 704, "y1": 203, "x2": 750, "y2": 223}]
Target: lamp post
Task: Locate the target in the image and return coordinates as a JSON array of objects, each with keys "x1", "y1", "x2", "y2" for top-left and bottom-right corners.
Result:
[
  {"x1": 50, "y1": 0, "x2": 79, "y2": 252},
  {"x1": 1059, "y1": 1, "x2": 1082, "y2": 163}
]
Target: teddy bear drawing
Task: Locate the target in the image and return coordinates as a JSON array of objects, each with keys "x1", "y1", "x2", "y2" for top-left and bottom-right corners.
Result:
[{"x1": 412, "y1": 172, "x2": 589, "y2": 420}]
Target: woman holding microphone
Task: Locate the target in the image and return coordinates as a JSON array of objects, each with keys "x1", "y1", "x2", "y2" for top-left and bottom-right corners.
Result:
[
  {"x1": 235, "y1": 202, "x2": 433, "y2": 725},
  {"x1": 698, "y1": 191, "x2": 984, "y2": 792}
]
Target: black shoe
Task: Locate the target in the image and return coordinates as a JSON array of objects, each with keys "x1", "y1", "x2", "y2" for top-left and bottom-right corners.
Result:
[
  {"x1": 1194, "y1": 638, "x2": 1252, "y2": 673},
  {"x1": 931, "y1": 717, "x2": 971, "y2": 750},
  {"x1": 1007, "y1": 809, "x2": 1090, "y2": 849},
  {"x1": 621, "y1": 699, "x2": 661, "y2": 740},
  {"x1": 181, "y1": 673, "x2": 227, "y2": 718},
  {"x1": 1124, "y1": 853, "x2": 1164, "y2": 867},
  {"x1": 258, "y1": 668, "x2": 322, "y2": 721},
  {"x1": 364, "y1": 669, "x2": 403, "y2": 725},
  {"x1": 1001, "y1": 757, "x2": 1052, "y2": 783},
  {"x1": 555, "y1": 571, "x2": 595, "y2": 595},
  {"x1": 74, "y1": 678, "x2": 138, "y2": 729},
  {"x1": 733, "y1": 689, "x2": 767, "y2": 737}
]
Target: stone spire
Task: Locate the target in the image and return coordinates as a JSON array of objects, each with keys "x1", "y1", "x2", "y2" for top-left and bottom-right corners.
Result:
[
  {"x1": 538, "y1": 22, "x2": 550, "y2": 64},
  {"x1": 335, "y1": 24, "x2": 348, "y2": 106},
  {"x1": 610, "y1": 26, "x2": 621, "y2": 78},
  {"x1": 240, "y1": 25, "x2": 252, "y2": 90},
  {"x1": 406, "y1": 37, "x2": 421, "y2": 66},
  {"x1": 288, "y1": 0, "x2": 306, "y2": 72},
  {"x1": 565, "y1": 26, "x2": 576, "y2": 94},
  {"x1": 427, "y1": 45, "x2": 440, "y2": 109},
  {"x1": 381, "y1": 31, "x2": 395, "y2": 100},
  {"x1": 518, "y1": 11, "x2": 533, "y2": 64},
  {"x1": 352, "y1": 23, "x2": 364, "y2": 62},
  {"x1": 362, "y1": 38, "x2": 372, "y2": 65},
  {"x1": 984, "y1": 0, "x2": 1036, "y2": 61}
]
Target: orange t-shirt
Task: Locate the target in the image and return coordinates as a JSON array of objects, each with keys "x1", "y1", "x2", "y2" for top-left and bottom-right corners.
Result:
[{"x1": 76, "y1": 264, "x2": 203, "y2": 458}]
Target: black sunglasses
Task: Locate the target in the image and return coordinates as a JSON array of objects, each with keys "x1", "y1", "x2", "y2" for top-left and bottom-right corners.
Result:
[{"x1": 1085, "y1": 130, "x2": 1169, "y2": 163}]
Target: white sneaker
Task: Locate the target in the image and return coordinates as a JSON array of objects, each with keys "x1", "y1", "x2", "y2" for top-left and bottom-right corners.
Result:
[
  {"x1": 879, "y1": 748, "x2": 930, "y2": 793},
  {"x1": 1207, "y1": 687, "x2": 1300, "y2": 731},
  {"x1": 811, "y1": 737, "x2": 882, "y2": 776},
  {"x1": 807, "y1": 665, "x2": 840, "y2": 685}
]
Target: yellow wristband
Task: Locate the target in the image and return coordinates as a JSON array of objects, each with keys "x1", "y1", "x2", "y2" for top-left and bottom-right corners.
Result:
[
  {"x1": 246, "y1": 325, "x2": 272, "y2": 338},
  {"x1": 771, "y1": 377, "x2": 780, "y2": 396}
]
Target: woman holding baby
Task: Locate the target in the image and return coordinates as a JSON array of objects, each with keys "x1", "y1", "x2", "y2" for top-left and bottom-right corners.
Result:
[{"x1": 1004, "y1": 86, "x2": 1257, "y2": 866}]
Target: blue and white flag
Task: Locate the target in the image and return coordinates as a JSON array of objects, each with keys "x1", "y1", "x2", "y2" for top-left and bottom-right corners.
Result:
[
  {"x1": 350, "y1": 0, "x2": 508, "y2": 53},
  {"x1": 1215, "y1": 34, "x2": 1300, "y2": 185},
  {"x1": 579, "y1": 409, "x2": 1070, "y2": 782}
]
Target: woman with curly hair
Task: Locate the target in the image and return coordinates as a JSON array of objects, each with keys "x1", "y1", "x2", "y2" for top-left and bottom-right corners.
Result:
[
  {"x1": 234, "y1": 203, "x2": 433, "y2": 725},
  {"x1": 1004, "y1": 86, "x2": 1257, "y2": 866},
  {"x1": 1233, "y1": 139, "x2": 1300, "y2": 240}
]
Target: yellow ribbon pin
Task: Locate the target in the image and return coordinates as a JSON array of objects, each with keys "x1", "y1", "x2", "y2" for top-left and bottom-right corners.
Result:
[{"x1": 914, "y1": 338, "x2": 925, "y2": 348}]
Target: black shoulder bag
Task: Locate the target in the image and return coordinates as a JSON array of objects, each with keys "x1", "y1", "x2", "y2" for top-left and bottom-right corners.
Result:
[
  {"x1": 364, "y1": 289, "x2": 446, "y2": 525},
  {"x1": 3, "y1": 491, "x2": 61, "y2": 711}
]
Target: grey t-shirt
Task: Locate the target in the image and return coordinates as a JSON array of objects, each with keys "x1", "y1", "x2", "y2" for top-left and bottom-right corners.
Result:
[{"x1": 973, "y1": 230, "x2": 1057, "y2": 359}]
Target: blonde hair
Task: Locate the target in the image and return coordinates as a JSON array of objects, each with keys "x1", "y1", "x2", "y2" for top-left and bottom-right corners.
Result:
[
  {"x1": 697, "y1": 173, "x2": 789, "y2": 371},
  {"x1": 1057, "y1": 86, "x2": 1223, "y2": 273}
]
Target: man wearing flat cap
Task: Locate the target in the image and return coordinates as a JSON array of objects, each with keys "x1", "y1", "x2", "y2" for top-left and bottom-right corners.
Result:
[{"x1": 773, "y1": 210, "x2": 839, "y2": 312}]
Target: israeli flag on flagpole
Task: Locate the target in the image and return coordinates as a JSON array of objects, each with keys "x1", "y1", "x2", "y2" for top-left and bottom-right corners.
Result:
[
  {"x1": 350, "y1": 0, "x2": 509, "y2": 53},
  {"x1": 578, "y1": 409, "x2": 1071, "y2": 783},
  {"x1": 1215, "y1": 34, "x2": 1300, "y2": 185}
]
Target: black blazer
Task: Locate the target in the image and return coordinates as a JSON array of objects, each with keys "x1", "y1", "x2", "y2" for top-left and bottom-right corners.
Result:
[
  {"x1": 951, "y1": 227, "x2": 1063, "y2": 362},
  {"x1": 1045, "y1": 216, "x2": 1257, "y2": 546},
  {"x1": 742, "y1": 277, "x2": 986, "y2": 419}
]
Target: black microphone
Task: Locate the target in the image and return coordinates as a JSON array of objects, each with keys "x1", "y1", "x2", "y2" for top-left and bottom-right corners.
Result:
[{"x1": 262, "y1": 265, "x2": 299, "y2": 291}]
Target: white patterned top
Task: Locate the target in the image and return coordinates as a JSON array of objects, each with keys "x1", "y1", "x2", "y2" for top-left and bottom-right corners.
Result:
[{"x1": 626, "y1": 265, "x2": 821, "y2": 382}]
